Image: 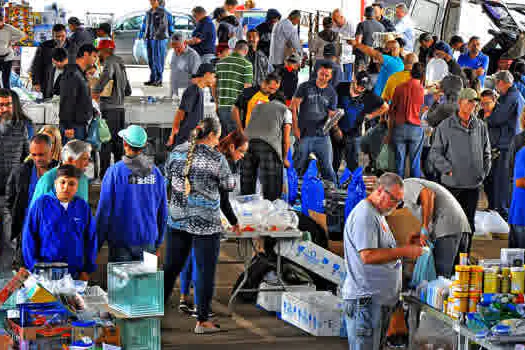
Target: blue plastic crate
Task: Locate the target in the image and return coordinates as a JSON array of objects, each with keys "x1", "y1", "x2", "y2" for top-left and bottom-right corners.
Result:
[
  {"x1": 117, "y1": 318, "x2": 160, "y2": 350},
  {"x1": 107, "y1": 262, "x2": 164, "y2": 317}
]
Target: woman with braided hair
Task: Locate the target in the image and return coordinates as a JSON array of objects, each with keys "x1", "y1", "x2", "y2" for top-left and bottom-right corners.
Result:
[{"x1": 164, "y1": 117, "x2": 236, "y2": 334}]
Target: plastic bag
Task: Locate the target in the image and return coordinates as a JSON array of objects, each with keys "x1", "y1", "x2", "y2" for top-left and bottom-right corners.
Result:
[
  {"x1": 98, "y1": 118, "x2": 112, "y2": 143},
  {"x1": 286, "y1": 150, "x2": 299, "y2": 204},
  {"x1": 301, "y1": 159, "x2": 325, "y2": 216},
  {"x1": 475, "y1": 210, "x2": 510, "y2": 235},
  {"x1": 132, "y1": 39, "x2": 148, "y2": 65},
  {"x1": 410, "y1": 243, "x2": 437, "y2": 288},
  {"x1": 344, "y1": 167, "x2": 367, "y2": 220},
  {"x1": 86, "y1": 117, "x2": 101, "y2": 150},
  {"x1": 377, "y1": 143, "x2": 397, "y2": 172}
]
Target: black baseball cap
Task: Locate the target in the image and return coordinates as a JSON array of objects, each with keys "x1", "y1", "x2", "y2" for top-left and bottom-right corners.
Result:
[
  {"x1": 355, "y1": 71, "x2": 372, "y2": 90},
  {"x1": 68, "y1": 17, "x2": 82, "y2": 26},
  {"x1": 193, "y1": 63, "x2": 215, "y2": 78}
]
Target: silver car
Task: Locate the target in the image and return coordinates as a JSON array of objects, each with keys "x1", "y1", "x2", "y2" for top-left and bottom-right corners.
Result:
[{"x1": 113, "y1": 10, "x2": 195, "y2": 64}]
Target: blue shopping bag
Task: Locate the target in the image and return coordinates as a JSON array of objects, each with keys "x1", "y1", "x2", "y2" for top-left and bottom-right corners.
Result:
[
  {"x1": 86, "y1": 117, "x2": 101, "y2": 151},
  {"x1": 301, "y1": 159, "x2": 325, "y2": 216},
  {"x1": 286, "y1": 149, "x2": 299, "y2": 204},
  {"x1": 344, "y1": 167, "x2": 366, "y2": 220}
]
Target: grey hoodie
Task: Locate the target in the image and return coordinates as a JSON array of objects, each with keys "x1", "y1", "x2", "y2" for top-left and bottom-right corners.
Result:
[
  {"x1": 428, "y1": 114, "x2": 491, "y2": 189},
  {"x1": 123, "y1": 154, "x2": 154, "y2": 178},
  {"x1": 427, "y1": 75, "x2": 463, "y2": 127},
  {"x1": 93, "y1": 55, "x2": 131, "y2": 111}
]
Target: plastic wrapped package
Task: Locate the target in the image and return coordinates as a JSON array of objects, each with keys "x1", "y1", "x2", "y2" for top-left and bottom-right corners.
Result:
[
  {"x1": 231, "y1": 197, "x2": 274, "y2": 231},
  {"x1": 475, "y1": 210, "x2": 510, "y2": 236},
  {"x1": 412, "y1": 311, "x2": 457, "y2": 349},
  {"x1": 265, "y1": 209, "x2": 299, "y2": 231}
]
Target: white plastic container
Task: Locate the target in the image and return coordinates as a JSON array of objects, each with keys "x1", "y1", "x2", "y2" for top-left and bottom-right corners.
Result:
[{"x1": 256, "y1": 283, "x2": 316, "y2": 312}]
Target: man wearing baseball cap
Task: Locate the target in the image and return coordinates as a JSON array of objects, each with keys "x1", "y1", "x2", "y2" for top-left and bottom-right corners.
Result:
[
  {"x1": 433, "y1": 40, "x2": 463, "y2": 77},
  {"x1": 168, "y1": 63, "x2": 216, "y2": 146},
  {"x1": 255, "y1": 9, "x2": 281, "y2": 58},
  {"x1": 428, "y1": 88, "x2": 491, "y2": 254},
  {"x1": 93, "y1": 39, "x2": 132, "y2": 179},
  {"x1": 274, "y1": 53, "x2": 301, "y2": 106},
  {"x1": 336, "y1": 71, "x2": 389, "y2": 172},
  {"x1": 67, "y1": 17, "x2": 94, "y2": 58},
  {"x1": 96, "y1": 124, "x2": 168, "y2": 262}
]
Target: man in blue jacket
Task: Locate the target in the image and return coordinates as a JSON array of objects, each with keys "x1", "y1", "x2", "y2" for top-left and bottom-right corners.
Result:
[
  {"x1": 23, "y1": 164, "x2": 97, "y2": 280},
  {"x1": 139, "y1": 0, "x2": 175, "y2": 87},
  {"x1": 485, "y1": 70, "x2": 525, "y2": 219},
  {"x1": 96, "y1": 125, "x2": 168, "y2": 262}
]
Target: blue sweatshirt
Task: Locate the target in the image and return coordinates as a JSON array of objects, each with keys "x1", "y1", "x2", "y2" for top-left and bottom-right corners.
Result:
[
  {"x1": 191, "y1": 16, "x2": 216, "y2": 56},
  {"x1": 22, "y1": 193, "x2": 97, "y2": 276},
  {"x1": 95, "y1": 155, "x2": 168, "y2": 249},
  {"x1": 487, "y1": 85, "x2": 525, "y2": 149}
]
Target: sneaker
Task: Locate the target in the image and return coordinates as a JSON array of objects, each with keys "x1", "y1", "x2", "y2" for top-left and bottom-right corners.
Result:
[
  {"x1": 386, "y1": 335, "x2": 408, "y2": 348},
  {"x1": 152, "y1": 81, "x2": 163, "y2": 87},
  {"x1": 179, "y1": 300, "x2": 195, "y2": 315},
  {"x1": 194, "y1": 323, "x2": 221, "y2": 334},
  {"x1": 192, "y1": 309, "x2": 216, "y2": 319},
  {"x1": 144, "y1": 81, "x2": 154, "y2": 86}
]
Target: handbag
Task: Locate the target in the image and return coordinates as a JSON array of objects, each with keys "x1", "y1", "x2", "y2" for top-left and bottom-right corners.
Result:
[
  {"x1": 377, "y1": 143, "x2": 397, "y2": 172},
  {"x1": 86, "y1": 117, "x2": 102, "y2": 150}
]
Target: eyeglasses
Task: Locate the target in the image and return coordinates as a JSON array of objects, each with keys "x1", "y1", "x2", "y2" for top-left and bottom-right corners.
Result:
[
  {"x1": 0, "y1": 102, "x2": 12, "y2": 107},
  {"x1": 384, "y1": 189, "x2": 404, "y2": 209}
]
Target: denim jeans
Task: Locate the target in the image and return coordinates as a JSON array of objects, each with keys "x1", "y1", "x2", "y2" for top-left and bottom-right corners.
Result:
[
  {"x1": 147, "y1": 39, "x2": 167, "y2": 82},
  {"x1": 180, "y1": 248, "x2": 197, "y2": 305},
  {"x1": 60, "y1": 124, "x2": 87, "y2": 145},
  {"x1": 294, "y1": 135, "x2": 337, "y2": 183},
  {"x1": 217, "y1": 106, "x2": 235, "y2": 137},
  {"x1": 107, "y1": 244, "x2": 156, "y2": 263},
  {"x1": 509, "y1": 224, "x2": 525, "y2": 249},
  {"x1": 345, "y1": 298, "x2": 394, "y2": 350},
  {"x1": 164, "y1": 228, "x2": 220, "y2": 322},
  {"x1": 342, "y1": 63, "x2": 353, "y2": 82},
  {"x1": 392, "y1": 123, "x2": 424, "y2": 178},
  {"x1": 484, "y1": 148, "x2": 510, "y2": 216}
]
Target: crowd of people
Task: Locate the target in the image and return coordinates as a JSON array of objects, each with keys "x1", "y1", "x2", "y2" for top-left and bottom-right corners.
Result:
[{"x1": 1, "y1": 0, "x2": 525, "y2": 346}]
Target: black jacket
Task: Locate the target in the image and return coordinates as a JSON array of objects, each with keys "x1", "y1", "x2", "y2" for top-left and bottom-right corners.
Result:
[
  {"x1": 69, "y1": 27, "x2": 94, "y2": 58},
  {"x1": 379, "y1": 16, "x2": 396, "y2": 32},
  {"x1": 274, "y1": 65, "x2": 299, "y2": 101},
  {"x1": 6, "y1": 159, "x2": 59, "y2": 240},
  {"x1": 59, "y1": 64, "x2": 92, "y2": 129},
  {"x1": 30, "y1": 39, "x2": 71, "y2": 99},
  {"x1": 0, "y1": 121, "x2": 28, "y2": 196},
  {"x1": 255, "y1": 21, "x2": 273, "y2": 57}
]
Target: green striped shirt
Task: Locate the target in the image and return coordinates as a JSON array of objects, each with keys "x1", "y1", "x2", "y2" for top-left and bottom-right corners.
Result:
[{"x1": 216, "y1": 52, "x2": 253, "y2": 108}]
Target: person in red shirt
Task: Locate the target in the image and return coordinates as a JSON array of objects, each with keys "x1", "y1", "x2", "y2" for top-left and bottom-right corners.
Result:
[{"x1": 385, "y1": 62, "x2": 425, "y2": 178}]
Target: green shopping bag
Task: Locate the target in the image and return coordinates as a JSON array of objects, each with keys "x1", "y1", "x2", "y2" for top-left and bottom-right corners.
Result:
[
  {"x1": 98, "y1": 118, "x2": 112, "y2": 143},
  {"x1": 377, "y1": 144, "x2": 396, "y2": 172}
]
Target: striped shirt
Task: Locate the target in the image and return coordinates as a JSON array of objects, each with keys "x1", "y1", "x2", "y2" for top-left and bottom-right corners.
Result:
[{"x1": 216, "y1": 52, "x2": 253, "y2": 108}]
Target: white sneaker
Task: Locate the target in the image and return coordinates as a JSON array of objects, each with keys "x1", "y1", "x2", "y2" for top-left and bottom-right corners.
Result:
[{"x1": 194, "y1": 324, "x2": 221, "y2": 334}]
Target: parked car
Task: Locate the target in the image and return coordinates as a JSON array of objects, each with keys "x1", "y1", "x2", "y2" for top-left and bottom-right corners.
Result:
[{"x1": 113, "y1": 10, "x2": 195, "y2": 65}]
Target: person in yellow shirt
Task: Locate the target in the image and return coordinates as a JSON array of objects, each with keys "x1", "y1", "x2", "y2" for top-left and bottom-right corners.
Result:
[
  {"x1": 232, "y1": 72, "x2": 281, "y2": 130},
  {"x1": 381, "y1": 53, "x2": 418, "y2": 103}
]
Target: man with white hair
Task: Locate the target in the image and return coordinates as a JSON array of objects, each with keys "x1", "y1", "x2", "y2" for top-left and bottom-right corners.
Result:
[
  {"x1": 484, "y1": 70, "x2": 525, "y2": 218},
  {"x1": 31, "y1": 140, "x2": 92, "y2": 204},
  {"x1": 343, "y1": 172, "x2": 423, "y2": 350},
  {"x1": 394, "y1": 3, "x2": 414, "y2": 52}
]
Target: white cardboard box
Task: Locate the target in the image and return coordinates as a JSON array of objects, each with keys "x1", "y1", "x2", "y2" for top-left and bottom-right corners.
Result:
[
  {"x1": 277, "y1": 240, "x2": 347, "y2": 285},
  {"x1": 256, "y1": 283, "x2": 316, "y2": 313},
  {"x1": 281, "y1": 291, "x2": 346, "y2": 337}
]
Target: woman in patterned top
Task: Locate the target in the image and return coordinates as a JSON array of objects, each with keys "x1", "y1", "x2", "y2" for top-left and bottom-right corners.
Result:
[{"x1": 164, "y1": 117, "x2": 236, "y2": 334}]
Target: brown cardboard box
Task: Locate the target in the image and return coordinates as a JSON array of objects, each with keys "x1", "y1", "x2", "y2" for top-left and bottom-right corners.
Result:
[{"x1": 386, "y1": 208, "x2": 422, "y2": 245}]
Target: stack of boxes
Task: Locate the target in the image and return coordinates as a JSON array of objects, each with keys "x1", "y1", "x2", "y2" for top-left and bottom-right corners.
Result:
[{"x1": 107, "y1": 262, "x2": 164, "y2": 350}]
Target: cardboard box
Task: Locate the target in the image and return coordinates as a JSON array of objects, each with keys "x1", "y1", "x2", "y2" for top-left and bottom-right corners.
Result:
[
  {"x1": 277, "y1": 240, "x2": 346, "y2": 285},
  {"x1": 281, "y1": 291, "x2": 346, "y2": 337},
  {"x1": 256, "y1": 283, "x2": 316, "y2": 313},
  {"x1": 386, "y1": 208, "x2": 421, "y2": 245}
]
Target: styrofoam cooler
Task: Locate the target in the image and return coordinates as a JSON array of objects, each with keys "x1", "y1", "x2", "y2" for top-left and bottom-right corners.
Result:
[
  {"x1": 256, "y1": 282, "x2": 316, "y2": 313},
  {"x1": 277, "y1": 240, "x2": 346, "y2": 285},
  {"x1": 281, "y1": 291, "x2": 346, "y2": 337}
]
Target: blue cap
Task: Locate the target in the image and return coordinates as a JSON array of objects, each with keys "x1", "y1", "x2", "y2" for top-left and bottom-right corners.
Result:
[
  {"x1": 118, "y1": 125, "x2": 147, "y2": 148},
  {"x1": 434, "y1": 40, "x2": 453, "y2": 57}
]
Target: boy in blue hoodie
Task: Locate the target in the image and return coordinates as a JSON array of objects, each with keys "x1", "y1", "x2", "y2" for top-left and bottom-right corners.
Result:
[
  {"x1": 22, "y1": 164, "x2": 97, "y2": 280},
  {"x1": 95, "y1": 125, "x2": 168, "y2": 262}
]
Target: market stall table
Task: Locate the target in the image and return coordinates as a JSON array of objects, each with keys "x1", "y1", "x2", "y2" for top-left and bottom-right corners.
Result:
[
  {"x1": 225, "y1": 230, "x2": 303, "y2": 311},
  {"x1": 405, "y1": 295, "x2": 517, "y2": 350}
]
